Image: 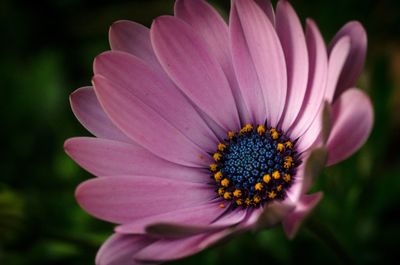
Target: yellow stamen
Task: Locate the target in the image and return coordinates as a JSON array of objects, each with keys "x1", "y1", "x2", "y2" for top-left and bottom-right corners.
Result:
[
  {"x1": 213, "y1": 152, "x2": 222, "y2": 161},
  {"x1": 218, "y1": 188, "x2": 225, "y2": 196},
  {"x1": 235, "y1": 199, "x2": 243, "y2": 206},
  {"x1": 209, "y1": 163, "x2": 218, "y2": 172},
  {"x1": 219, "y1": 203, "x2": 225, "y2": 208},
  {"x1": 272, "y1": 171, "x2": 281, "y2": 180},
  {"x1": 285, "y1": 141, "x2": 293, "y2": 149},
  {"x1": 228, "y1": 131, "x2": 235, "y2": 140},
  {"x1": 285, "y1": 156, "x2": 293, "y2": 163},
  {"x1": 284, "y1": 156, "x2": 293, "y2": 168},
  {"x1": 257, "y1": 125, "x2": 266, "y2": 135},
  {"x1": 284, "y1": 161, "x2": 293, "y2": 169},
  {"x1": 221, "y1": 178, "x2": 230, "y2": 187},
  {"x1": 255, "y1": 183, "x2": 263, "y2": 191},
  {"x1": 268, "y1": 191, "x2": 277, "y2": 199},
  {"x1": 270, "y1": 128, "x2": 279, "y2": 139},
  {"x1": 217, "y1": 143, "x2": 227, "y2": 152},
  {"x1": 214, "y1": 171, "x2": 223, "y2": 182},
  {"x1": 245, "y1": 198, "x2": 252, "y2": 205},
  {"x1": 283, "y1": 173, "x2": 291, "y2": 183},
  {"x1": 253, "y1": 195, "x2": 261, "y2": 204},
  {"x1": 233, "y1": 189, "x2": 242, "y2": 197},
  {"x1": 240, "y1": 124, "x2": 253, "y2": 134},
  {"x1": 223, "y1": 192, "x2": 232, "y2": 200},
  {"x1": 263, "y1": 174, "x2": 271, "y2": 184},
  {"x1": 277, "y1": 185, "x2": 283, "y2": 191},
  {"x1": 277, "y1": 143, "x2": 284, "y2": 152}
]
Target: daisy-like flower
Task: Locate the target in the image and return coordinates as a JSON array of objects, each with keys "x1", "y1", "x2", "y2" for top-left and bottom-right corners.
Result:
[{"x1": 64, "y1": 0, "x2": 373, "y2": 264}]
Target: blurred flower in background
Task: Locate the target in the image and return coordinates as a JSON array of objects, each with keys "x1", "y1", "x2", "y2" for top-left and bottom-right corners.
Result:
[
  {"x1": 0, "y1": 0, "x2": 399, "y2": 265},
  {"x1": 65, "y1": 0, "x2": 372, "y2": 264}
]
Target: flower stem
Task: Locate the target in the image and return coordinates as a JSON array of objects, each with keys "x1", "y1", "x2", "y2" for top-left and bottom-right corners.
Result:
[{"x1": 304, "y1": 217, "x2": 355, "y2": 265}]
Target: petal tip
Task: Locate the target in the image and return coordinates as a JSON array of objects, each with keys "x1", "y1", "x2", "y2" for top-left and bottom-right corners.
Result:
[
  {"x1": 283, "y1": 192, "x2": 323, "y2": 239},
  {"x1": 63, "y1": 138, "x2": 73, "y2": 154}
]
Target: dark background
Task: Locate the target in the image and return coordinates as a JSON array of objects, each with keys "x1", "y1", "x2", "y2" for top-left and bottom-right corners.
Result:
[{"x1": 1, "y1": 0, "x2": 399, "y2": 264}]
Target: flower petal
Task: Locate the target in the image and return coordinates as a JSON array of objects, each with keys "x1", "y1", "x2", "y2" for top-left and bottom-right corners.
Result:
[
  {"x1": 116, "y1": 201, "x2": 226, "y2": 235},
  {"x1": 174, "y1": 0, "x2": 251, "y2": 123},
  {"x1": 285, "y1": 163, "x2": 305, "y2": 203},
  {"x1": 329, "y1": 21, "x2": 367, "y2": 99},
  {"x1": 94, "y1": 51, "x2": 218, "y2": 154},
  {"x1": 327, "y1": 88, "x2": 373, "y2": 166},
  {"x1": 92, "y1": 74, "x2": 212, "y2": 167},
  {"x1": 144, "y1": 206, "x2": 246, "y2": 238},
  {"x1": 96, "y1": 233, "x2": 156, "y2": 265},
  {"x1": 282, "y1": 192, "x2": 323, "y2": 239},
  {"x1": 296, "y1": 100, "x2": 331, "y2": 153},
  {"x1": 134, "y1": 230, "x2": 231, "y2": 263},
  {"x1": 109, "y1": 20, "x2": 227, "y2": 140},
  {"x1": 64, "y1": 137, "x2": 208, "y2": 183},
  {"x1": 70, "y1": 87, "x2": 131, "y2": 143},
  {"x1": 117, "y1": 201, "x2": 246, "y2": 237},
  {"x1": 230, "y1": 0, "x2": 287, "y2": 126},
  {"x1": 76, "y1": 176, "x2": 214, "y2": 224},
  {"x1": 325, "y1": 36, "x2": 351, "y2": 102},
  {"x1": 109, "y1": 20, "x2": 160, "y2": 69},
  {"x1": 276, "y1": 0, "x2": 309, "y2": 131},
  {"x1": 254, "y1": 0, "x2": 275, "y2": 26},
  {"x1": 288, "y1": 19, "x2": 328, "y2": 138},
  {"x1": 150, "y1": 15, "x2": 240, "y2": 131},
  {"x1": 296, "y1": 111, "x2": 321, "y2": 153},
  {"x1": 254, "y1": 201, "x2": 295, "y2": 229},
  {"x1": 301, "y1": 148, "x2": 328, "y2": 194}
]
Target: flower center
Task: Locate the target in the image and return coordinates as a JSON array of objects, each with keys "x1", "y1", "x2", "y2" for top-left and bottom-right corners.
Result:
[{"x1": 210, "y1": 124, "x2": 301, "y2": 208}]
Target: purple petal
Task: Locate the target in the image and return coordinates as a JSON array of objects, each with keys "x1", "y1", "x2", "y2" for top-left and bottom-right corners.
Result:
[
  {"x1": 64, "y1": 137, "x2": 208, "y2": 183},
  {"x1": 134, "y1": 230, "x2": 230, "y2": 263},
  {"x1": 116, "y1": 201, "x2": 226, "y2": 235},
  {"x1": 70, "y1": 87, "x2": 131, "y2": 143},
  {"x1": 296, "y1": 98, "x2": 332, "y2": 153},
  {"x1": 289, "y1": 19, "x2": 328, "y2": 138},
  {"x1": 282, "y1": 192, "x2": 323, "y2": 239},
  {"x1": 145, "y1": 205, "x2": 246, "y2": 238},
  {"x1": 276, "y1": 0, "x2": 309, "y2": 131},
  {"x1": 109, "y1": 18, "x2": 227, "y2": 140},
  {"x1": 94, "y1": 51, "x2": 218, "y2": 154},
  {"x1": 327, "y1": 89, "x2": 373, "y2": 166},
  {"x1": 175, "y1": 0, "x2": 251, "y2": 124},
  {"x1": 296, "y1": 108, "x2": 323, "y2": 153},
  {"x1": 150, "y1": 15, "x2": 240, "y2": 131},
  {"x1": 325, "y1": 36, "x2": 351, "y2": 102},
  {"x1": 109, "y1": 20, "x2": 160, "y2": 69},
  {"x1": 76, "y1": 175, "x2": 214, "y2": 224},
  {"x1": 254, "y1": 0, "x2": 275, "y2": 26},
  {"x1": 230, "y1": 0, "x2": 287, "y2": 126},
  {"x1": 96, "y1": 233, "x2": 156, "y2": 265},
  {"x1": 117, "y1": 201, "x2": 246, "y2": 236},
  {"x1": 285, "y1": 163, "x2": 305, "y2": 203},
  {"x1": 329, "y1": 21, "x2": 367, "y2": 100},
  {"x1": 92, "y1": 74, "x2": 212, "y2": 167},
  {"x1": 211, "y1": 206, "x2": 247, "y2": 226},
  {"x1": 237, "y1": 208, "x2": 264, "y2": 229}
]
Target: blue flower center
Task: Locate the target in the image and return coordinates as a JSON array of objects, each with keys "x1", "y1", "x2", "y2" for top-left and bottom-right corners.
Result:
[{"x1": 210, "y1": 124, "x2": 301, "y2": 208}]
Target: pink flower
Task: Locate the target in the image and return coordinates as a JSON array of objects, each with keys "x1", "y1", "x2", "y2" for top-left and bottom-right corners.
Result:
[{"x1": 64, "y1": 0, "x2": 373, "y2": 264}]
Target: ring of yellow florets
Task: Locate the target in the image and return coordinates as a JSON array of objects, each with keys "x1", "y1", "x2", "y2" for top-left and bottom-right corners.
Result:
[{"x1": 210, "y1": 124, "x2": 301, "y2": 208}]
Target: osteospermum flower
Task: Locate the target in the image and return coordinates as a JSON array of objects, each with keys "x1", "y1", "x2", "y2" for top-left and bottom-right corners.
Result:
[{"x1": 64, "y1": 0, "x2": 373, "y2": 264}]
